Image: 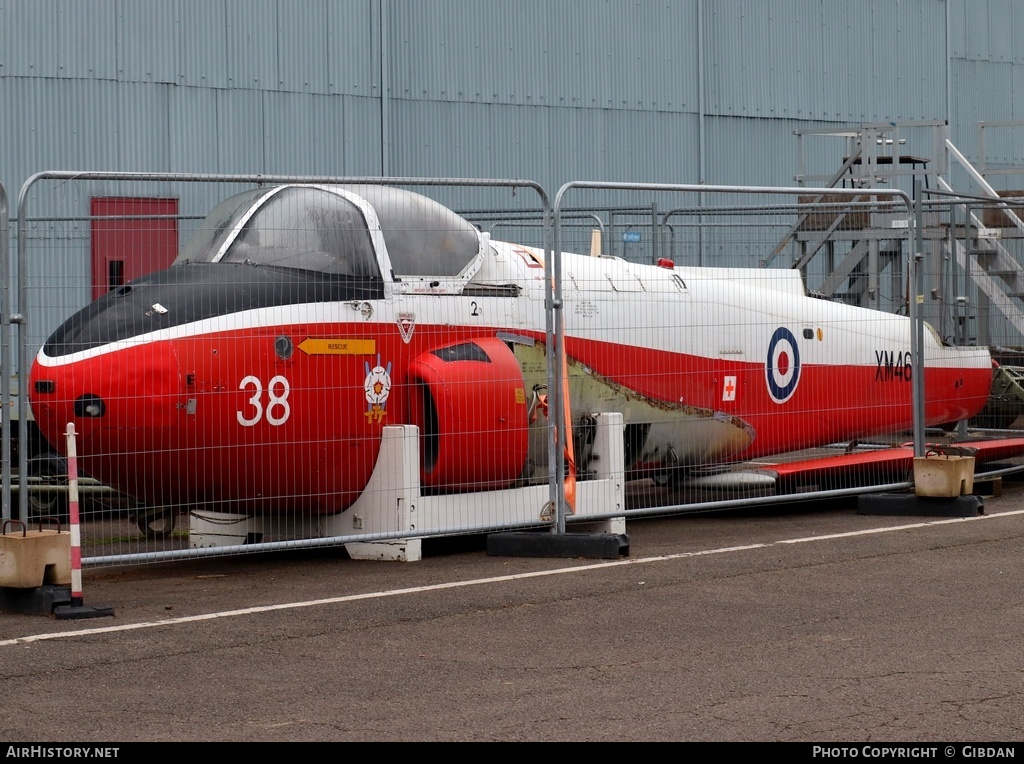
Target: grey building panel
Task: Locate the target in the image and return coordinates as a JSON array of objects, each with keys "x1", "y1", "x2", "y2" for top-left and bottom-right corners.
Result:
[
  {"x1": 387, "y1": 99, "x2": 701, "y2": 207},
  {"x1": 263, "y1": 91, "x2": 316, "y2": 174},
  {"x1": 19, "y1": 79, "x2": 120, "y2": 175},
  {"x1": 705, "y1": 0, "x2": 946, "y2": 123},
  {"x1": 886, "y1": 0, "x2": 949, "y2": 120},
  {"x1": 167, "y1": 86, "x2": 383, "y2": 178},
  {"x1": 544, "y1": 1, "x2": 608, "y2": 109},
  {"x1": 1017, "y1": 65, "x2": 1024, "y2": 122},
  {"x1": 963, "y1": 0, "x2": 993, "y2": 62},
  {"x1": 951, "y1": 58, "x2": 1017, "y2": 129},
  {"x1": 5, "y1": 80, "x2": 189, "y2": 215},
  {"x1": 59, "y1": 0, "x2": 119, "y2": 81},
  {"x1": 277, "y1": 0, "x2": 330, "y2": 94},
  {"x1": 949, "y1": 0, "x2": 1024, "y2": 65},
  {"x1": 215, "y1": 88, "x2": 266, "y2": 172},
  {"x1": 986, "y1": 0, "x2": 1016, "y2": 63},
  {"x1": 946, "y1": 0, "x2": 964, "y2": 59},
  {"x1": 339, "y1": 95, "x2": 384, "y2": 174},
  {"x1": 0, "y1": 0, "x2": 118, "y2": 80},
  {"x1": 117, "y1": 1, "x2": 178, "y2": 84},
  {"x1": 388, "y1": 0, "x2": 544, "y2": 106},
  {"x1": 262, "y1": 91, "x2": 383, "y2": 176},
  {"x1": 556, "y1": 107, "x2": 699, "y2": 184},
  {"x1": 704, "y1": 115, "x2": 804, "y2": 186},
  {"x1": 177, "y1": 0, "x2": 230, "y2": 89},
  {"x1": 326, "y1": 1, "x2": 377, "y2": 97},
  {"x1": 115, "y1": 82, "x2": 174, "y2": 171},
  {"x1": 703, "y1": 1, "x2": 773, "y2": 118},
  {"x1": 0, "y1": 2, "x2": 58, "y2": 78},
  {"x1": 387, "y1": 0, "x2": 541, "y2": 106},
  {"x1": 2, "y1": 1, "x2": 1024, "y2": 205},
  {"x1": 946, "y1": 0, "x2": 968, "y2": 60},
  {"x1": 705, "y1": 1, "x2": 833, "y2": 119},
  {"x1": 387, "y1": 100, "x2": 515, "y2": 180},
  {"x1": 225, "y1": 0, "x2": 279, "y2": 91},
  {"x1": 168, "y1": 85, "x2": 221, "y2": 172},
  {"x1": 279, "y1": 1, "x2": 376, "y2": 98},
  {"x1": 388, "y1": 0, "x2": 698, "y2": 112},
  {"x1": 541, "y1": 0, "x2": 699, "y2": 112},
  {"x1": 0, "y1": 0, "x2": 379, "y2": 94},
  {"x1": 947, "y1": 0, "x2": 996, "y2": 62},
  {"x1": 0, "y1": 78, "x2": 35, "y2": 191},
  {"x1": 840, "y1": 5, "x2": 894, "y2": 121},
  {"x1": 264, "y1": 90, "x2": 347, "y2": 175},
  {"x1": 605, "y1": 0, "x2": 698, "y2": 112},
  {"x1": 1013, "y1": 0, "x2": 1024, "y2": 65}
]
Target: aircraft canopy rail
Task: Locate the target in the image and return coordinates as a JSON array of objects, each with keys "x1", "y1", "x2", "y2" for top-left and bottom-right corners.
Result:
[{"x1": 181, "y1": 186, "x2": 381, "y2": 278}]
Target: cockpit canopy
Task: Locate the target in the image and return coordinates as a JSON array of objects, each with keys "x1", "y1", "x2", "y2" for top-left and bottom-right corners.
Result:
[{"x1": 175, "y1": 184, "x2": 484, "y2": 282}]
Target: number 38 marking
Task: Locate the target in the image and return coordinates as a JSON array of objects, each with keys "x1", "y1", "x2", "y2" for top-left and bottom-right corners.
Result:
[{"x1": 237, "y1": 375, "x2": 292, "y2": 427}]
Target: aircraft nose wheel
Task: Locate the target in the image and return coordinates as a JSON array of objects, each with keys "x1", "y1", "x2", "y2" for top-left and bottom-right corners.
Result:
[
  {"x1": 27, "y1": 452, "x2": 70, "y2": 522},
  {"x1": 134, "y1": 506, "x2": 177, "y2": 539}
]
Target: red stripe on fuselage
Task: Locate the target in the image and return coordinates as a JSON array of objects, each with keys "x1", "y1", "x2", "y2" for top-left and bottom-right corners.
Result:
[
  {"x1": 563, "y1": 336, "x2": 992, "y2": 460},
  {"x1": 29, "y1": 320, "x2": 992, "y2": 513}
]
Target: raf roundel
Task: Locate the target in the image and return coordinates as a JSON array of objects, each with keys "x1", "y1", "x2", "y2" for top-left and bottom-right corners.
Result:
[{"x1": 766, "y1": 326, "x2": 801, "y2": 403}]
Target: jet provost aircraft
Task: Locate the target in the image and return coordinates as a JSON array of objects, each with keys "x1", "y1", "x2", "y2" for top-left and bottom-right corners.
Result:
[{"x1": 28, "y1": 184, "x2": 994, "y2": 515}]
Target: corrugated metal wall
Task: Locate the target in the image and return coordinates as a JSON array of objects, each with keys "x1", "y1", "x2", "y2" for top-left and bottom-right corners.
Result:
[
  {"x1": 2, "y1": 0, "x2": 1022, "y2": 197},
  {"x1": 947, "y1": 0, "x2": 1024, "y2": 174},
  {"x1": 704, "y1": 1, "x2": 946, "y2": 122}
]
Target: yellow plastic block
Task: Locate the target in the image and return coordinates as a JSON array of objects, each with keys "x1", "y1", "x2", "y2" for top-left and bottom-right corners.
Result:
[
  {"x1": 0, "y1": 524, "x2": 72, "y2": 588},
  {"x1": 913, "y1": 455, "x2": 975, "y2": 498}
]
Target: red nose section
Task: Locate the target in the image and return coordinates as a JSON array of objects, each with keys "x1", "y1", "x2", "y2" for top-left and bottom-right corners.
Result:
[{"x1": 29, "y1": 341, "x2": 182, "y2": 500}]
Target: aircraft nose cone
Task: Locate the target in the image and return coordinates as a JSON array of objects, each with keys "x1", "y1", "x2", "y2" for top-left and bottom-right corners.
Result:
[{"x1": 29, "y1": 341, "x2": 182, "y2": 460}]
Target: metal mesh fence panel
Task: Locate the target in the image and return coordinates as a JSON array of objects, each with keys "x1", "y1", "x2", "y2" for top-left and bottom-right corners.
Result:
[{"x1": 6, "y1": 176, "x2": 1023, "y2": 569}]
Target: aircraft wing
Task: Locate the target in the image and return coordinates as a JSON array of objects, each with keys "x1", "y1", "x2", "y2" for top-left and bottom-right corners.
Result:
[{"x1": 686, "y1": 437, "x2": 1024, "y2": 496}]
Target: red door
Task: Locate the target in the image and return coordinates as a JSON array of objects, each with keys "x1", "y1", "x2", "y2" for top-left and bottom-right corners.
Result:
[{"x1": 90, "y1": 197, "x2": 179, "y2": 300}]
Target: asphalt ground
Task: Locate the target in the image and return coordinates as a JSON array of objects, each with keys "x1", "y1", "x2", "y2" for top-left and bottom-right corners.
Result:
[{"x1": 1, "y1": 481, "x2": 1024, "y2": 743}]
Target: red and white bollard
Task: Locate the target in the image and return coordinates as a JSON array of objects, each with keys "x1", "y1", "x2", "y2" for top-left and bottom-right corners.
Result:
[
  {"x1": 66, "y1": 422, "x2": 83, "y2": 606},
  {"x1": 54, "y1": 422, "x2": 113, "y2": 620}
]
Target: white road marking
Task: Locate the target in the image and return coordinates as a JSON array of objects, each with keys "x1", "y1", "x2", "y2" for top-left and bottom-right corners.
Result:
[{"x1": 3, "y1": 508, "x2": 1023, "y2": 648}]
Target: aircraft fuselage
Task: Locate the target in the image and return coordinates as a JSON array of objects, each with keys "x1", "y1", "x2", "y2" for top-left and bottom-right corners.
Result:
[{"x1": 29, "y1": 184, "x2": 993, "y2": 513}]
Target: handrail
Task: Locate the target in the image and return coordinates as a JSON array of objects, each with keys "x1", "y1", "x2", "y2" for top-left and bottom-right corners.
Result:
[{"x1": 945, "y1": 138, "x2": 1024, "y2": 235}]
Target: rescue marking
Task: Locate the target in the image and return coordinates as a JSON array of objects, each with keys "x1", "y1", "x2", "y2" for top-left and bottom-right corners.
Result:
[
  {"x1": 3, "y1": 509, "x2": 1021, "y2": 649},
  {"x1": 298, "y1": 338, "x2": 376, "y2": 356},
  {"x1": 766, "y1": 326, "x2": 801, "y2": 403}
]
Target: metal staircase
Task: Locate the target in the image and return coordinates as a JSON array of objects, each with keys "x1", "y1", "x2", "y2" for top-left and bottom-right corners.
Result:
[{"x1": 787, "y1": 120, "x2": 1024, "y2": 348}]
